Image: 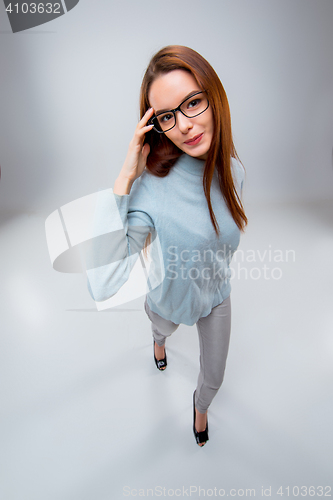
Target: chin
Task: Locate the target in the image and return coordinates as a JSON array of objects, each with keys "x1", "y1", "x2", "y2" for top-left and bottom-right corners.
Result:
[
  {"x1": 183, "y1": 146, "x2": 209, "y2": 160},
  {"x1": 181, "y1": 137, "x2": 211, "y2": 160}
]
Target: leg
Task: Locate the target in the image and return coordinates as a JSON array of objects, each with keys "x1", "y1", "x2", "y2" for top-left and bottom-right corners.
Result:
[
  {"x1": 144, "y1": 296, "x2": 179, "y2": 346},
  {"x1": 144, "y1": 297, "x2": 179, "y2": 370},
  {"x1": 144, "y1": 296, "x2": 179, "y2": 368},
  {"x1": 195, "y1": 295, "x2": 232, "y2": 414}
]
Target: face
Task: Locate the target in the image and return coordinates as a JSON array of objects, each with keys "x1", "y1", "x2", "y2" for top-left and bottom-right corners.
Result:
[{"x1": 148, "y1": 70, "x2": 214, "y2": 160}]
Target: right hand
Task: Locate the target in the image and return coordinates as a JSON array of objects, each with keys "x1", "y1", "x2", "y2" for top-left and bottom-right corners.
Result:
[{"x1": 120, "y1": 107, "x2": 155, "y2": 183}]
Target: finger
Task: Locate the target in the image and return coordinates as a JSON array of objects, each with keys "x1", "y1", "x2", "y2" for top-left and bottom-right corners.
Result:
[
  {"x1": 142, "y1": 143, "x2": 150, "y2": 159},
  {"x1": 144, "y1": 107, "x2": 155, "y2": 118},
  {"x1": 138, "y1": 143, "x2": 150, "y2": 172},
  {"x1": 139, "y1": 123, "x2": 154, "y2": 133},
  {"x1": 135, "y1": 123, "x2": 154, "y2": 141},
  {"x1": 139, "y1": 107, "x2": 155, "y2": 126}
]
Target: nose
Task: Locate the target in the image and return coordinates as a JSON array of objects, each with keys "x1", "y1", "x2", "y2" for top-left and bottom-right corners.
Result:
[{"x1": 175, "y1": 111, "x2": 193, "y2": 134}]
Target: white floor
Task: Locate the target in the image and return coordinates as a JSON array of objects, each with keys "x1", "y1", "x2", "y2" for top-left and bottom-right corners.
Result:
[{"x1": 1, "y1": 201, "x2": 333, "y2": 500}]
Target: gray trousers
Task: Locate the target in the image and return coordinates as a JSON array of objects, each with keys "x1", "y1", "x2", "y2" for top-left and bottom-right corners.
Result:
[{"x1": 144, "y1": 295, "x2": 232, "y2": 413}]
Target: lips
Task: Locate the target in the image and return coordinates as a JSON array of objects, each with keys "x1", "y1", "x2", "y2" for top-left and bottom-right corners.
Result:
[{"x1": 184, "y1": 133, "x2": 203, "y2": 145}]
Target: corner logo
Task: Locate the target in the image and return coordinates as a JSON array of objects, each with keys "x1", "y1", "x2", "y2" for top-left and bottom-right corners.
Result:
[{"x1": 3, "y1": 0, "x2": 80, "y2": 33}]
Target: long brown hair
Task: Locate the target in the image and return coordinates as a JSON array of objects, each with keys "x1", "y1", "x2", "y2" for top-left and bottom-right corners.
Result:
[{"x1": 139, "y1": 45, "x2": 247, "y2": 255}]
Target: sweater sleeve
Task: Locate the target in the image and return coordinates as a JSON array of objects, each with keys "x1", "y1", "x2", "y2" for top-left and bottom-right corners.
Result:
[{"x1": 85, "y1": 172, "x2": 154, "y2": 302}]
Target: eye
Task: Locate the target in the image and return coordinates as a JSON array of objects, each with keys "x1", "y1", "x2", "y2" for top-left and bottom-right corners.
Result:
[
  {"x1": 159, "y1": 113, "x2": 173, "y2": 123},
  {"x1": 187, "y1": 98, "x2": 201, "y2": 109}
]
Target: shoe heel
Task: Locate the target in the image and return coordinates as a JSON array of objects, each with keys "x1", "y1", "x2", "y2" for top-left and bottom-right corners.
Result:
[
  {"x1": 193, "y1": 391, "x2": 209, "y2": 446},
  {"x1": 154, "y1": 341, "x2": 167, "y2": 371}
]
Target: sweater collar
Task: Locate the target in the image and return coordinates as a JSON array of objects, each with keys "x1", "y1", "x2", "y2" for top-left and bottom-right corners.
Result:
[{"x1": 174, "y1": 153, "x2": 206, "y2": 176}]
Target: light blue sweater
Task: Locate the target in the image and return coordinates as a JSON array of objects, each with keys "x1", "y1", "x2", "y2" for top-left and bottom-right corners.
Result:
[{"x1": 86, "y1": 153, "x2": 244, "y2": 326}]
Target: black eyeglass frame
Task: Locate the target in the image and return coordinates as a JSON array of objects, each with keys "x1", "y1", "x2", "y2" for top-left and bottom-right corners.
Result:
[{"x1": 148, "y1": 90, "x2": 209, "y2": 134}]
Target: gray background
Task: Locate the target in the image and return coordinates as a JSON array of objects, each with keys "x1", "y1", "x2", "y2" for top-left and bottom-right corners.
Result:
[
  {"x1": 0, "y1": 0, "x2": 332, "y2": 212},
  {"x1": 1, "y1": 1, "x2": 333, "y2": 500}
]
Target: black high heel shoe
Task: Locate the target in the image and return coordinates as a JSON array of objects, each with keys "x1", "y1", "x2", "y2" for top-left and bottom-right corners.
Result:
[
  {"x1": 154, "y1": 341, "x2": 167, "y2": 371},
  {"x1": 193, "y1": 391, "x2": 209, "y2": 446}
]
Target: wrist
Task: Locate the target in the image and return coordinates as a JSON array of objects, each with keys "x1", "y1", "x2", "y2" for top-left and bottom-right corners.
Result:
[{"x1": 113, "y1": 174, "x2": 134, "y2": 195}]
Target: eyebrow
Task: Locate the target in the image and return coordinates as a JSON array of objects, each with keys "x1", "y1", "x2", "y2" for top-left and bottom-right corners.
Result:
[{"x1": 154, "y1": 90, "x2": 201, "y2": 115}]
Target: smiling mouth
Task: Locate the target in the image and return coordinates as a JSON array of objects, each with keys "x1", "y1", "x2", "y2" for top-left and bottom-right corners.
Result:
[{"x1": 184, "y1": 133, "x2": 203, "y2": 145}]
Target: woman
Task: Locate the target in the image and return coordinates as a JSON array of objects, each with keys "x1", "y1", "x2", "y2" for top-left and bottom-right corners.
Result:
[{"x1": 87, "y1": 45, "x2": 247, "y2": 446}]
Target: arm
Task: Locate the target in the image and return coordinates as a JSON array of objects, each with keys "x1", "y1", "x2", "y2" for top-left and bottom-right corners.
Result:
[
  {"x1": 84, "y1": 108, "x2": 155, "y2": 302},
  {"x1": 84, "y1": 173, "x2": 154, "y2": 302}
]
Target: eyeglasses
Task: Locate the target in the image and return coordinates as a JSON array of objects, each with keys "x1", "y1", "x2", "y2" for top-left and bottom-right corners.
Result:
[{"x1": 148, "y1": 91, "x2": 209, "y2": 133}]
